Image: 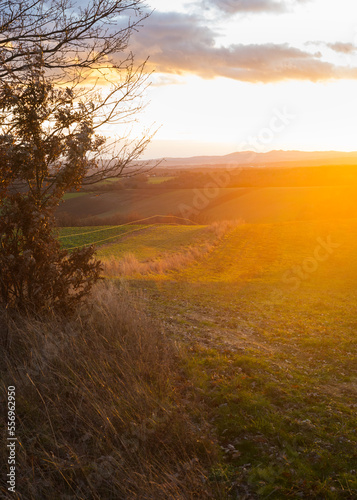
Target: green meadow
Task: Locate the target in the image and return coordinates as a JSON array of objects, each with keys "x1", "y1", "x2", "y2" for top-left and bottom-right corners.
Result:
[
  {"x1": 58, "y1": 184, "x2": 357, "y2": 224},
  {"x1": 58, "y1": 214, "x2": 357, "y2": 498}
]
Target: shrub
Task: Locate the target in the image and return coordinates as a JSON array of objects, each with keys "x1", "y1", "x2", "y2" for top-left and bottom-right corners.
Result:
[{"x1": 0, "y1": 196, "x2": 101, "y2": 314}]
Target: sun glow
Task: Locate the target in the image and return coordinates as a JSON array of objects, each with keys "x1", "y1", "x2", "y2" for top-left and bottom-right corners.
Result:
[{"x1": 126, "y1": 0, "x2": 357, "y2": 158}]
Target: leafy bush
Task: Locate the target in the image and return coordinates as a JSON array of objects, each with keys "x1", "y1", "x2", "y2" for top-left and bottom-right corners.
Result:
[{"x1": 0, "y1": 195, "x2": 101, "y2": 314}]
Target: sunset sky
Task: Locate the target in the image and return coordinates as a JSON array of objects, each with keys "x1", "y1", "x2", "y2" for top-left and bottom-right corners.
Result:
[{"x1": 118, "y1": 0, "x2": 357, "y2": 158}]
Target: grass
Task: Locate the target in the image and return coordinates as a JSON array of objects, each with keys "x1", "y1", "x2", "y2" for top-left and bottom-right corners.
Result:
[
  {"x1": 62, "y1": 192, "x2": 88, "y2": 200},
  {"x1": 58, "y1": 224, "x2": 146, "y2": 250},
  {"x1": 147, "y1": 176, "x2": 175, "y2": 184},
  {"x1": 4, "y1": 212, "x2": 357, "y2": 498},
  {"x1": 203, "y1": 185, "x2": 357, "y2": 223},
  {"x1": 58, "y1": 222, "x2": 240, "y2": 277},
  {"x1": 124, "y1": 217, "x2": 357, "y2": 498},
  {"x1": 97, "y1": 224, "x2": 210, "y2": 260},
  {"x1": 58, "y1": 224, "x2": 213, "y2": 257},
  {"x1": 0, "y1": 282, "x2": 225, "y2": 499},
  {"x1": 58, "y1": 184, "x2": 357, "y2": 225},
  {"x1": 100, "y1": 222, "x2": 240, "y2": 277}
]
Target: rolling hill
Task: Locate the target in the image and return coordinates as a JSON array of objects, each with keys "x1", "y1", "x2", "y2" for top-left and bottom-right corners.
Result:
[
  {"x1": 90, "y1": 216, "x2": 357, "y2": 498},
  {"x1": 140, "y1": 149, "x2": 357, "y2": 168},
  {"x1": 57, "y1": 184, "x2": 357, "y2": 225}
]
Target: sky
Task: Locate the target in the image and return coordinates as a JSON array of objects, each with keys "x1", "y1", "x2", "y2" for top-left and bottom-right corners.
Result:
[{"x1": 114, "y1": 0, "x2": 357, "y2": 159}]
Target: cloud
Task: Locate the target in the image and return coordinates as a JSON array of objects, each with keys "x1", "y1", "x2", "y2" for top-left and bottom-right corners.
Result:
[
  {"x1": 128, "y1": 12, "x2": 357, "y2": 83},
  {"x1": 210, "y1": 44, "x2": 341, "y2": 83},
  {"x1": 197, "y1": 0, "x2": 309, "y2": 15},
  {"x1": 204, "y1": 0, "x2": 285, "y2": 14},
  {"x1": 306, "y1": 41, "x2": 357, "y2": 55},
  {"x1": 150, "y1": 74, "x2": 185, "y2": 87},
  {"x1": 326, "y1": 42, "x2": 357, "y2": 54}
]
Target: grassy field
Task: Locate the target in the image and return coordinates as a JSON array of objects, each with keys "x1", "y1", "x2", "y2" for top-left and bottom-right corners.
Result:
[
  {"x1": 4, "y1": 199, "x2": 355, "y2": 498},
  {"x1": 58, "y1": 188, "x2": 204, "y2": 221},
  {"x1": 62, "y1": 192, "x2": 88, "y2": 200},
  {"x1": 147, "y1": 176, "x2": 175, "y2": 184},
  {"x1": 59, "y1": 224, "x2": 148, "y2": 250},
  {"x1": 59, "y1": 224, "x2": 213, "y2": 256},
  {"x1": 80, "y1": 216, "x2": 357, "y2": 499},
  {"x1": 203, "y1": 185, "x2": 357, "y2": 223},
  {"x1": 57, "y1": 185, "x2": 357, "y2": 224}
]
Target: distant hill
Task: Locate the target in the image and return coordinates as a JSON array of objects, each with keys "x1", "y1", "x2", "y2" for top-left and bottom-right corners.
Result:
[{"x1": 141, "y1": 150, "x2": 357, "y2": 168}]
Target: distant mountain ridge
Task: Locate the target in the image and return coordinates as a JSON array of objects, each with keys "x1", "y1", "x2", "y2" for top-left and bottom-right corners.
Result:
[{"x1": 143, "y1": 150, "x2": 357, "y2": 168}]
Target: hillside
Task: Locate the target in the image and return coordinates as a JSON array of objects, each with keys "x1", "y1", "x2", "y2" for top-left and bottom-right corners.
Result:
[
  {"x1": 52, "y1": 161, "x2": 357, "y2": 498},
  {"x1": 86, "y1": 217, "x2": 357, "y2": 498},
  {"x1": 56, "y1": 162, "x2": 357, "y2": 226},
  {"x1": 57, "y1": 214, "x2": 357, "y2": 498},
  {"x1": 57, "y1": 184, "x2": 357, "y2": 225}
]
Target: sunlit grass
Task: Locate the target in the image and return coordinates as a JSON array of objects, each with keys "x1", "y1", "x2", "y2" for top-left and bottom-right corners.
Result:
[
  {"x1": 129, "y1": 217, "x2": 357, "y2": 498},
  {"x1": 100, "y1": 222, "x2": 239, "y2": 277},
  {"x1": 97, "y1": 225, "x2": 209, "y2": 260},
  {"x1": 54, "y1": 216, "x2": 357, "y2": 497},
  {"x1": 58, "y1": 225, "x2": 145, "y2": 249}
]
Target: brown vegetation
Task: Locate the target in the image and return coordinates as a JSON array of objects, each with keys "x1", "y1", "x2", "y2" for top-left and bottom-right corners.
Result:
[{"x1": 1, "y1": 282, "x2": 224, "y2": 499}]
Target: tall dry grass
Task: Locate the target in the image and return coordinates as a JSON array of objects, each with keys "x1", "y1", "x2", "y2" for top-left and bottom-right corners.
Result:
[
  {"x1": 102, "y1": 220, "x2": 241, "y2": 278},
  {"x1": 1, "y1": 282, "x2": 224, "y2": 499}
]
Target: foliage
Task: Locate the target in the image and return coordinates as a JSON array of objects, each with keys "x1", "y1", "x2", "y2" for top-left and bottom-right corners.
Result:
[
  {"x1": 0, "y1": 65, "x2": 108, "y2": 313},
  {"x1": 0, "y1": 194, "x2": 102, "y2": 314},
  {"x1": 0, "y1": 0, "x2": 154, "y2": 313}
]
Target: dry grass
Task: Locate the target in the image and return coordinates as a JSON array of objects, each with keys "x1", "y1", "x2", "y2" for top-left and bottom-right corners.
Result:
[
  {"x1": 102, "y1": 220, "x2": 241, "y2": 277},
  {"x1": 1, "y1": 282, "x2": 224, "y2": 499}
]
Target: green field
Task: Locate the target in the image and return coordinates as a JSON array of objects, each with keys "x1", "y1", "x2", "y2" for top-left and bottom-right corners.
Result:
[
  {"x1": 57, "y1": 185, "x2": 357, "y2": 224},
  {"x1": 59, "y1": 224, "x2": 147, "y2": 250},
  {"x1": 147, "y1": 176, "x2": 175, "y2": 184},
  {"x1": 96, "y1": 224, "x2": 213, "y2": 260},
  {"x1": 62, "y1": 192, "x2": 87, "y2": 200},
  {"x1": 69, "y1": 215, "x2": 357, "y2": 499},
  {"x1": 59, "y1": 223, "x2": 213, "y2": 259},
  {"x1": 56, "y1": 168, "x2": 357, "y2": 499}
]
